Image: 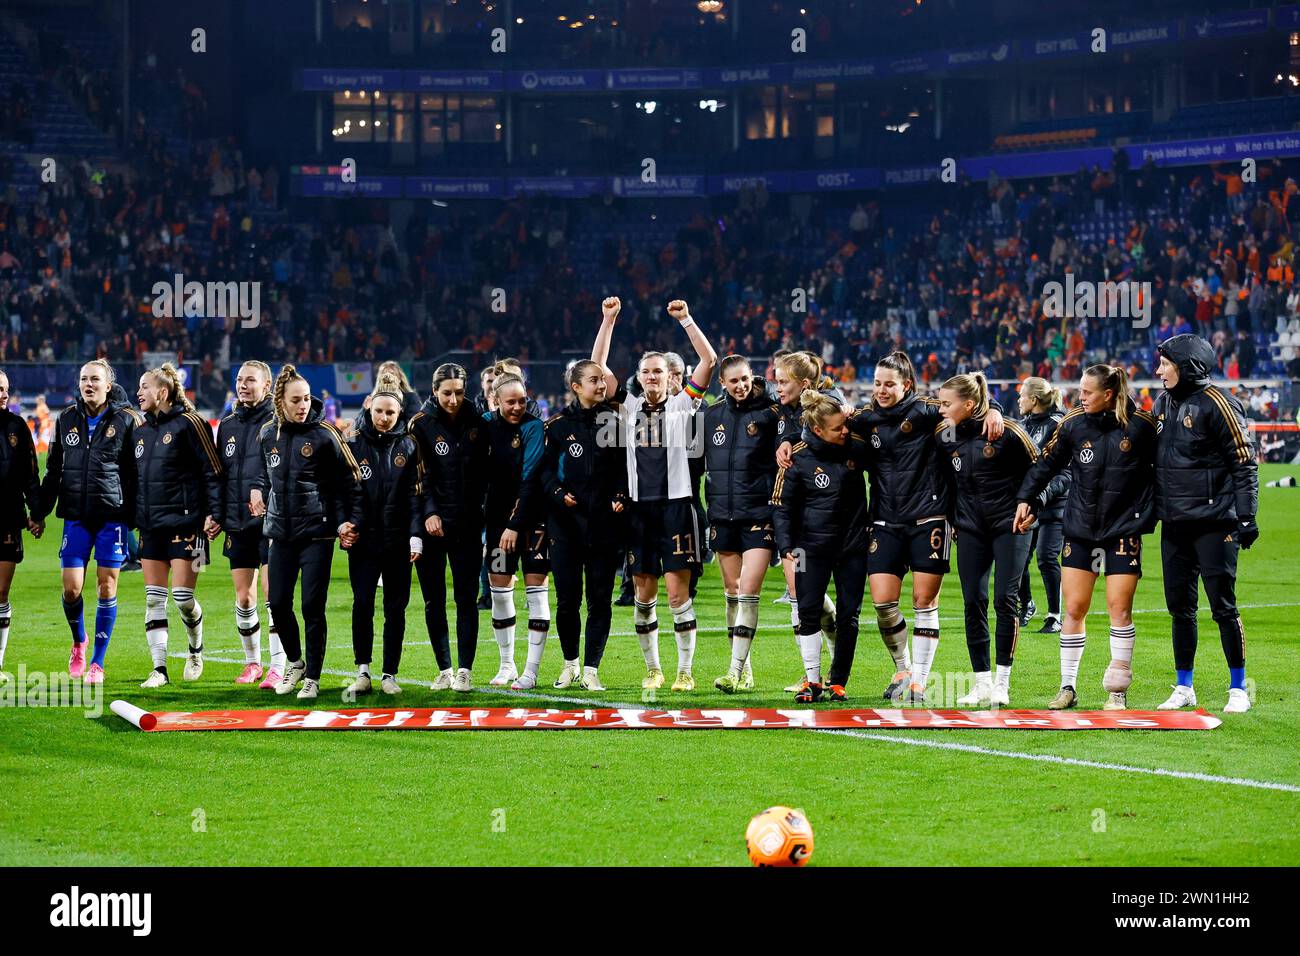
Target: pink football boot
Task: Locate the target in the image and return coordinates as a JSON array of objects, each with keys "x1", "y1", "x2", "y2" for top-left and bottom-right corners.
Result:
[
  {"x1": 258, "y1": 669, "x2": 282, "y2": 690},
  {"x1": 69, "y1": 642, "x2": 87, "y2": 679},
  {"x1": 85, "y1": 663, "x2": 105, "y2": 685},
  {"x1": 236, "y1": 662, "x2": 264, "y2": 685}
]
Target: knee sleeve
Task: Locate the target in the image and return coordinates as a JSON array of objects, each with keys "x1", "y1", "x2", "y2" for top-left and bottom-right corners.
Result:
[
  {"x1": 912, "y1": 604, "x2": 939, "y2": 632},
  {"x1": 145, "y1": 585, "x2": 168, "y2": 627},
  {"x1": 171, "y1": 586, "x2": 200, "y2": 624},
  {"x1": 735, "y1": 593, "x2": 759, "y2": 638},
  {"x1": 670, "y1": 598, "x2": 696, "y2": 632},
  {"x1": 526, "y1": 585, "x2": 550, "y2": 632},
  {"x1": 490, "y1": 586, "x2": 516, "y2": 628},
  {"x1": 634, "y1": 598, "x2": 658, "y2": 634},
  {"x1": 873, "y1": 600, "x2": 905, "y2": 631}
]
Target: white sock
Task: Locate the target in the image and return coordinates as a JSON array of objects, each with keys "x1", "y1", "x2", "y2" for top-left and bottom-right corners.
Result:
[
  {"x1": 634, "y1": 598, "x2": 660, "y2": 670},
  {"x1": 1060, "y1": 632, "x2": 1086, "y2": 688},
  {"x1": 0, "y1": 601, "x2": 10, "y2": 668},
  {"x1": 235, "y1": 602, "x2": 260, "y2": 664},
  {"x1": 145, "y1": 585, "x2": 169, "y2": 669},
  {"x1": 490, "y1": 586, "x2": 516, "y2": 667},
  {"x1": 874, "y1": 600, "x2": 911, "y2": 670},
  {"x1": 911, "y1": 605, "x2": 939, "y2": 689},
  {"x1": 525, "y1": 587, "x2": 551, "y2": 660},
  {"x1": 266, "y1": 602, "x2": 286, "y2": 673},
  {"x1": 359, "y1": 662, "x2": 371, "y2": 676},
  {"x1": 798, "y1": 629, "x2": 823, "y2": 684},
  {"x1": 171, "y1": 587, "x2": 203, "y2": 653},
  {"x1": 671, "y1": 598, "x2": 696, "y2": 674},
  {"x1": 732, "y1": 594, "x2": 759, "y2": 674},
  {"x1": 724, "y1": 591, "x2": 739, "y2": 635},
  {"x1": 995, "y1": 663, "x2": 1012, "y2": 689},
  {"x1": 1109, "y1": 623, "x2": 1136, "y2": 665},
  {"x1": 789, "y1": 597, "x2": 800, "y2": 631}
]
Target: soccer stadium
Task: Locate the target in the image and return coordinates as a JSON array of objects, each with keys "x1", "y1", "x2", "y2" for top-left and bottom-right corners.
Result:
[{"x1": 0, "y1": 0, "x2": 1296, "y2": 919}]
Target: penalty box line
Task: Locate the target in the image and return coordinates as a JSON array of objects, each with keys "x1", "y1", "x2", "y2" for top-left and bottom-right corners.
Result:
[{"x1": 168, "y1": 652, "x2": 1299, "y2": 794}]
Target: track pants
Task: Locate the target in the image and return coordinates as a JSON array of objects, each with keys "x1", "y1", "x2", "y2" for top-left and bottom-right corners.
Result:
[
  {"x1": 956, "y1": 529, "x2": 1032, "y2": 671},
  {"x1": 1160, "y1": 522, "x2": 1245, "y2": 671},
  {"x1": 268, "y1": 537, "x2": 335, "y2": 681},
  {"x1": 1020, "y1": 519, "x2": 1063, "y2": 616},
  {"x1": 794, "y1": 550, "x2": 869, "y2": 687},
  {"x1": 550, "y1": 535, "x2": 621, "y2": 667},
  {"x1": 349, "y1": 547, "x2": 413, "y2": 676},
  {"x1": 415, "y1": 527, "x2": 483, "y2": 671}
]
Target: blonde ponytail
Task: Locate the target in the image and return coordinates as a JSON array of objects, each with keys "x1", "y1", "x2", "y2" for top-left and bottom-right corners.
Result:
[
  {"x1": 799, "y1": 389, "x2": 842, "y2": 432},
  {"x1": 273, "y1": 363, "x2": 306, "y2": 424},
  {"x1": 147, "y1": 362, "x2": 194, "y2": 412},
  {"x1": 1084, "y1": 364, "x2": 1131, "y2": 427},
  {"x1": 941, "y1": 371, "x2": 991, "y2": 418},
  {"x1": 1020, "y1": 376, "x2": 1063, "y2": 412}
]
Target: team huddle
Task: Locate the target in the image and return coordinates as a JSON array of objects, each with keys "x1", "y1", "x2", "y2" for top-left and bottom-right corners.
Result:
[{"x1": 0, "y1": 297, "x2": 1261, "y2": 713}]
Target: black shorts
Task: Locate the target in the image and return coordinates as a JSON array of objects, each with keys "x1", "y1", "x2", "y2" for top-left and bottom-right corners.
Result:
[
  {"x1": 223, "y1": 528, "x2": 269, "y2": 570},
  {"x1": 868, "y1": 518, "x2": 951, "y2": 577},
  {"x1": 628, "y1": 498, "x2": 701, "y2": 576},
  {"x1": 1061, "y1": 536, "x2": 1143, "y2": 577},
  {"x1": 0, "y1": 526, "x2": 24, "y2": 563},
  {"x1": 487, "y1": 523, "x2": 550, "y2": 576},
  {"x1": 708, "y1": 519, "x2": 775, "y2": 554},
  {"x1": 140, "y1": 529, "x2": 210, "y2": 565}
]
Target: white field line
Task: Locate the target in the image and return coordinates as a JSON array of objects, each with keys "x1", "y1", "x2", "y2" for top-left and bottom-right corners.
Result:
[{"x1": 167, "y1": 652, "x2": 1300, "y2": 794}]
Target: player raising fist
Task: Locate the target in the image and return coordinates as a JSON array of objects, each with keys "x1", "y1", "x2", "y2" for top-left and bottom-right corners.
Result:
[{"x1": 595, "y1": 298, "x2": 717, "y2": 691}]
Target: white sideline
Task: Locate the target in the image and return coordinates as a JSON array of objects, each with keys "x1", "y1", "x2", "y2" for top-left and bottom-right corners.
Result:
[{"x1": 167, "y1": 651, "x2": 1300, "y2": 794}]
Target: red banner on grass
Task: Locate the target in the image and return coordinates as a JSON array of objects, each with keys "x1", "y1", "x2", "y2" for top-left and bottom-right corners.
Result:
[{"x1": 110, "y1": 701, "x2": 1222, "y2": 732}]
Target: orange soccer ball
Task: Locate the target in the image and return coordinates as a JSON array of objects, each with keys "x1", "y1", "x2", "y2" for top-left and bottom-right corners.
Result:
[{"x1": 745, "y1": 806, "x2": 814, "y2": 867}]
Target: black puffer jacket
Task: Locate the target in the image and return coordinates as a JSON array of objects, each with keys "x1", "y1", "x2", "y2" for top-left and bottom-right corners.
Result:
[
  {"x1": 848, "y1": 393, "x2": 945, "y2": 525},
  {"x1": 1153, "y1": 334, "x2": 1258, "y2": 525},
  {"x1": 132, "y1": 407, "x2": 224, "y2": 533},
  {"x1": 38, "y1": 396, "x2": 141, "y2": 523},
  {"x1": 776, "y1": 378, "x2": 846, "y2": 442},
  {"x1": 0, "y1": 408, "x2": 40, "y2": 530},
  {"x1": 348, "y1": 408, "x2": 428, "y2": 552},
  {"x1": 254, "y1": 398, "x2": 364, "y2": 541},
  {"x1": 1018, "y1": 401, "x2": 1157, "y2": 541},
  {"x1": 771, "y1": 427, "x2": 871, "y2": 558},
  {"x1": 216, "y1": 397, "x2": 274, "y2": 534},
  {"x1": 540, "y1": 399, "x2": 628, "y2": 546},
  {"x1": 1018, "y1": 408, "x2": 1071, "y2": 521},
  {"x1": 702, "y1": 389, "x2": 781, "y2": 524},
  {"x1": 408, "y1": 399, "x2": 490, "y2": 535},
  {"x1": 944, "y1": 415, "x2": 1039, "y2": 536}
]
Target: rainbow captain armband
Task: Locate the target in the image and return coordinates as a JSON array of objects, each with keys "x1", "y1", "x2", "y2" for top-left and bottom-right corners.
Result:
[{"x1": 684, "y1": 378, "x2": 706, "y2": 401}]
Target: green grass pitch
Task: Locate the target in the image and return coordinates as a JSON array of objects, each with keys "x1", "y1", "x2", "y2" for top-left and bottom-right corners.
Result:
[{"x1": 2, "y1": 465, "x2": 1298, "y2": 867}]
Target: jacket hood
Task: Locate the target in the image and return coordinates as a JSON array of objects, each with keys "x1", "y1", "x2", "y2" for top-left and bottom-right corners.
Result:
[
  {"x1": 108, "y1": 383, "x2": 131, "y2": 409},
  {"x1": 1157, "y1": 333, "x2": 1214, "y2": 395},
  {"x1": 726, "y1": 386, "x2": 772, "y2": 412},
  {"x1": 423, "y1": 396, "x2": 477, "y2": 429},
  {"x1": 872, "y1": 391, "x2": 918, "y2": 419},
  {"x1": 1087, "y1": 397, "x2": 1137, "y2": 427},
  {"x1": 236, "y1": 395, "x2": 273, "y2": 421},
  {"x1": 358, "y1": 405, "x2": 408, "y2": 442},
  {"x1": 281, "y1": 395, "x2": 324, "y2": 431},
  {"x1": 145, "y1": 405, "x2": 185, "y2": 426},
  {"x1": 800, "y1": 426, "x2": 852, "y2": 460}
]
